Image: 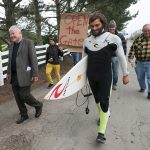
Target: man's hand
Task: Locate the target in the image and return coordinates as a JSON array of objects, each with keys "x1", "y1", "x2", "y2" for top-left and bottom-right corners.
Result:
[
  {"x1": 123, "y1": 75, "x2": 129, "y2": 85},
  {"x1": 32, "y1": 76, "x2": 38, "y2": 82}
]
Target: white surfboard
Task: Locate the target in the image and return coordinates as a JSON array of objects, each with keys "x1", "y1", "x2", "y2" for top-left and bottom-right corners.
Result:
[{"x1": 44, "y1": 55, "x2": 88, "y2": 100}]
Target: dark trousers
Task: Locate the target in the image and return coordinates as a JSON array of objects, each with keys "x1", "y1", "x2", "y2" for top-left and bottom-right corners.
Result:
[{"x1": 11, "y1": 73, "x2": 42, "y2": 117}]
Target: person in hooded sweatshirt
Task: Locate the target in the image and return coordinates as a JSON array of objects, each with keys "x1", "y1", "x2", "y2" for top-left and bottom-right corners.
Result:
[
  {"x1": 46, "y1": 38, "x2": 63, "y2": 88},
  {"x1": 108, "y1": 20, "x2": 127, "y2": 90}
]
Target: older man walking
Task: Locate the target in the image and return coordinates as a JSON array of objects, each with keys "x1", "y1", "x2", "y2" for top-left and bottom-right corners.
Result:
[
  {"x1": 128, "y1": 24, "x2": 150, "y2": 99},
  {"x1": 7, "y1": 25, "x2": 43, "y2": 124}
]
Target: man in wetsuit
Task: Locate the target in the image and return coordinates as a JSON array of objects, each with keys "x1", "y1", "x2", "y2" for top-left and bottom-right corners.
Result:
[{"x1": 83, "y1": 13, "x2": 129, "y2": 143}]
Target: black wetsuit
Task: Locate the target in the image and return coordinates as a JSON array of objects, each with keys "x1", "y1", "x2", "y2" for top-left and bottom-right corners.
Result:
[
  {"x1": 85, "y1": 44, "x2": 117, "y2": 112},
  {"x1": 83, "y1": 32, "x2": 128, "y2": 112}
]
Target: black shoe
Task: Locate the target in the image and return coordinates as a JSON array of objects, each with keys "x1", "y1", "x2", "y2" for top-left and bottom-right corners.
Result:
[
  {"x1": 47, "y1": 84, "x2": 53, "y2": 89},
  {"x1": 16, "y1": 115, "x2": 29, "y2": 124},
  {"x1": 147, "y1": 93, "x2": 150, "y2": 99},
  {"x1": 138, "y1": 89, "x2": 145, "y2": 93},
  {"x1": 35, "y1": 103, "x2": 43, "y2": 118},
  {"x1": 96, "y1": 133, "x2": 106, "y2": 143}
]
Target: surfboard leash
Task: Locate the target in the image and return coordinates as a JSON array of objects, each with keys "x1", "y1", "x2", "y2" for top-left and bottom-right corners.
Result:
[{"x1": 75, "y1": 84, "x2": 92, "y2": 114}]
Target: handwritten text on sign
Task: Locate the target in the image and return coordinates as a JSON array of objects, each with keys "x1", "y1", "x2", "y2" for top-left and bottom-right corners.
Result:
[{"x1": 59, "y1": 13, "x2": 89, "y2": 47}]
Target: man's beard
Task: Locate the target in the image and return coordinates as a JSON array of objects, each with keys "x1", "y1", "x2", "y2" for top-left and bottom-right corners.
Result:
[{"x1": 91, "y1": 27, "x2": 104, "y2": 37}]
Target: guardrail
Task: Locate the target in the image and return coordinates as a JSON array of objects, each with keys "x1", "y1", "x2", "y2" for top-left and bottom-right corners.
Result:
[{"x1": 0, "y1": 44, "x2": 70, "y2": 86}]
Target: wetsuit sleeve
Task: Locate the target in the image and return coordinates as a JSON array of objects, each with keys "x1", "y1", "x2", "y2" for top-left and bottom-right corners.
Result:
[
  {"x1": 82, "y1": 40, "x2": 87, "y2": 58},
  {"x1": 118, "y1": 33, "x2": 127, "y2": 55},
  {"x1": 121, "y1": 35, "x2": 127, "y2": 55},
  {"x1": 115, "y1": 36, "x2": 129, "y2": 76}
]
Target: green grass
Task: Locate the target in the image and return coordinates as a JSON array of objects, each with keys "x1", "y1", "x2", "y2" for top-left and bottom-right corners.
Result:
[{"x1": 0, "y1": 44, "x2": 8, "y2": 51}]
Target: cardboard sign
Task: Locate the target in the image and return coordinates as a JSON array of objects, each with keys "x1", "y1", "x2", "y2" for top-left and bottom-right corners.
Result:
[{"x1": 59, "y1": 12, "x2": 89, "y2": 52}]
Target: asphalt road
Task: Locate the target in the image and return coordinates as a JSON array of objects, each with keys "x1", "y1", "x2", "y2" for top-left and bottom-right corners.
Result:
[{"x1": 0, "y1": 40, "x2": 150, "y2": 150}]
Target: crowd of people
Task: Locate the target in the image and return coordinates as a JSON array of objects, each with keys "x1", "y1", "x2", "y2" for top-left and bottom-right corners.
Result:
[{"x1": 6, "y1": 13, "x2": 150, "y2": 144}]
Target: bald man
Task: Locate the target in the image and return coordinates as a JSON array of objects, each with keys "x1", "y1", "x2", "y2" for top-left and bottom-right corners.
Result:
[{"x1": 128, "y1": 24, "x2": 150, "y2": 99}]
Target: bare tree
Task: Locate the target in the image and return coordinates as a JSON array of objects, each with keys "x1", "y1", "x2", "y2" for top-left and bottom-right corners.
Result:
[
  {"x1": 32, "y1": 0, "x2": 43, "y2": 44},
  {"x1": 0, "y1": 0, "x2": 22, "y2": 30},
  {"x1": 0, "y1": 0, "x2": 22, "y2": 44}
]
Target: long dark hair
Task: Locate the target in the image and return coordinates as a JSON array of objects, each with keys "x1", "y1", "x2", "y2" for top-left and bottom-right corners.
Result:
[{"x1": 89, "y1": 13, "x2": 107, "y2": 31}]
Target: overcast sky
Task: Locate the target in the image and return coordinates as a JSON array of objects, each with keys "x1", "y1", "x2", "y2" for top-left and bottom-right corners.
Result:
[
  {"x1": 0, "y1": 0, "x2": 149, "y2": 34},
  {"x1": 126, "y1": 0, "x2": 150, "y2": 34}
]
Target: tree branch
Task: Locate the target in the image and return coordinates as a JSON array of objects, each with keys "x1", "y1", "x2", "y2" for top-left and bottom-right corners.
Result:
[
  {"x1": 60, "y1": 2, "x2": 67, "y2": 13},
  {"x1": 14, "y1": 0, "x2": 22, "y2": 6},
  {"x1": 0, "y1": 37, "x2": 10, "y2": 45},
  {"x1": 39, "y1": 9, "x2": 56, "y2": 12},
  {"x1": 44, "y1": 16, "x2": 57, "y2": 19}
]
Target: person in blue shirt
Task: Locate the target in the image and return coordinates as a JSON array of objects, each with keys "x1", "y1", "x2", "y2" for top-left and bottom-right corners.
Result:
[{"x1": 70, "y1": 52, "x2": 80, "y2": 65}]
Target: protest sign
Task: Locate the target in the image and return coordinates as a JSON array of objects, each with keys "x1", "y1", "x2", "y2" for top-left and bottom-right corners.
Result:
[{"x1": 59, "y1": 12, "x2": 89, "y2": 52}]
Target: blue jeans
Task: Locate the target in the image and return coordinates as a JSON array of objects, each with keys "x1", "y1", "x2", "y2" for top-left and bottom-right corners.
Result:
[
  {"x1": 111, "y1": 57, "x2": 119, "y2": 86},
  {"x1": 135, "y1": 60, "x2": 150, "y2": 92},
  {"x1": 71, "y1": 52, "x2": 80, "y2": 65}
]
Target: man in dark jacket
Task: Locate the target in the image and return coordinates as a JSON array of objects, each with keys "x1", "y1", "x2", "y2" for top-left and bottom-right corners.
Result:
[
  {"x1": 46, "y1": 39, "x2": 63, "y2": 88},
  {"x1": 7, "y1": 25, "x2": 43, "y2": 124},
  {"x1": 108, "y1": 20, "x2": 127, "y2": 90}
]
